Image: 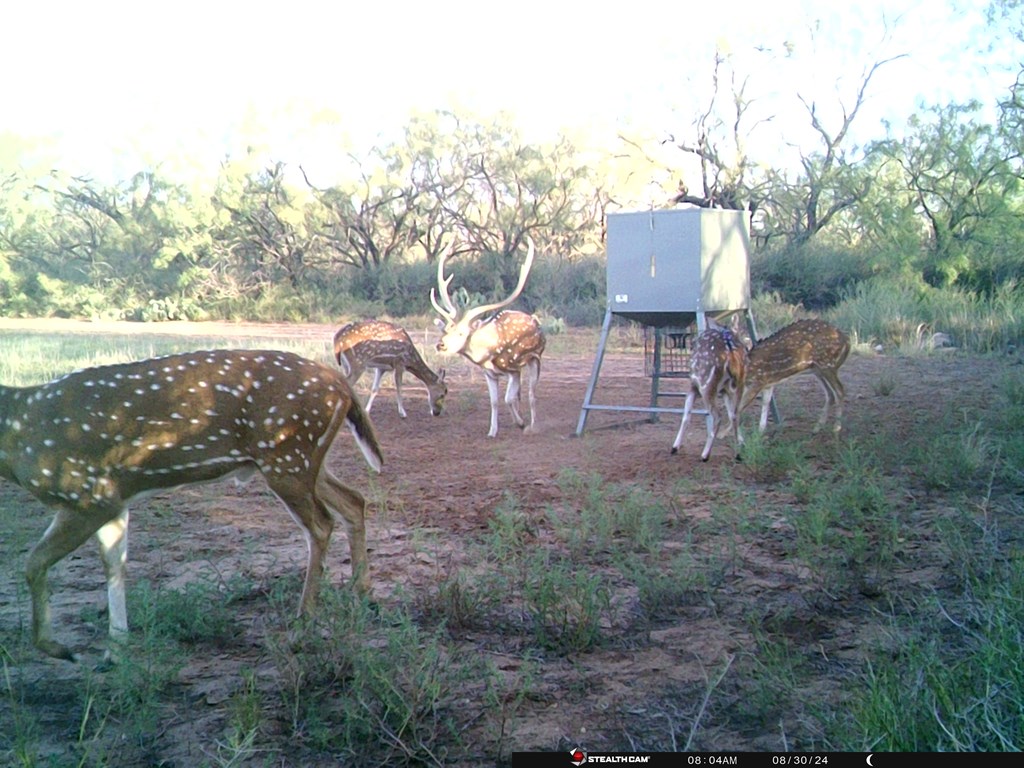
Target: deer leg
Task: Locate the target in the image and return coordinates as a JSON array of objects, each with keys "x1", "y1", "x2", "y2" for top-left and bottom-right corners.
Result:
[
  {"x1": 809, "y1": 375, "x2": 832, "y2": 432},
  {"x1": 316, "y1": 469, "x2": 370, "y2": 595},
  {"x1": 96, "y1": 509, "x2": 131, "y2": 655},
  {"x1": 393, "y1": 365, "x2": 408, "y2": 418},
  {"x1": 758, "y1": 386, "x2": 775, "y2": 432},
  {"x1": 485, "y1": 372, "x2": 501, "y2": 438},
  {"x1": 266, "y1": 475, "x2": 336, "y2": 616},
  {"x1": 523, "y1": 359, "x2": 540, "y2": 433},
  {"x1": 723, "y1": 387, "x2": 744, "y2": 459},
  {"x1": 27, "y1": 505, "x2": 122, "y2": 661},
  {"x1": 671, "y1": 387, "x2": 699, "y2": 455},
  {"x1": 366, "y1": 368, "x2": 385, "y2": 414},
  {"x1": 699, "y1": 390, "x2": 719, "y2": 462},
  {"x1": 818, "y1": 370, "x2": 845, "y2": 432},
  {"x1": 505, "y1": 372, "x2": 525, "y2": 429}
]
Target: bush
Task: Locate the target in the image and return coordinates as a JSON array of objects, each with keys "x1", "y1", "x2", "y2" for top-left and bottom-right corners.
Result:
[{"x1": 752, "y1": 242, "x2": 874, "y2": 311}]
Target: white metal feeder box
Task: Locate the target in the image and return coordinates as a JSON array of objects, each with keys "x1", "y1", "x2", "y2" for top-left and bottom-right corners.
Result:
[{"x1": 606, "y1": 208, "x2": 750, "y2": 326}]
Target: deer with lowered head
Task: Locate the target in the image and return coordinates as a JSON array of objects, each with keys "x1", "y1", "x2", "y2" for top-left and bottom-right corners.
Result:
[
  {"x1": 334, "y1": 320, "x2": 447, "y2": 418},
  {"x1": 671, "y1": 327, "x2": 748, "y2": 461},
  {"x1": 431, "y1": 238, "x2": 546, "y2": 437},
  {"x1": 740, "y1": 318, "x2": 850, "y2": 433},
  {"x1": 0, "y1": 349, "x2": 383, "y2": 662}
]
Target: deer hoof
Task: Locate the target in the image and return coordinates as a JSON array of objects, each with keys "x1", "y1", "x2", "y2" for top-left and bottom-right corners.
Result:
[
  {"x1": 36, "y1": 638, "x2": 78, "y2": 663},
  {"x1": 670, "y1": 446, "x2": 679, "y2": 455}
]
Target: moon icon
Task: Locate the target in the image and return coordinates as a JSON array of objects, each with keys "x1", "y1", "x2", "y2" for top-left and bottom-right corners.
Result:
[{"x1": 866, "y1": 754, "x2": 874, "y2": 766}]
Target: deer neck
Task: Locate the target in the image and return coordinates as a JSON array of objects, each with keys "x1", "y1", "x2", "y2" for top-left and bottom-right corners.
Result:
[
  {"x1": 460, "y1": 318, "x2": 504, "y2": 366},
  {"x1": 405, "y1": 352, "x2": 439, "y2": 385}
]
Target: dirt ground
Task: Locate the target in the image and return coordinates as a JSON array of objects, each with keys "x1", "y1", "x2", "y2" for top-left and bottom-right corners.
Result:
[{"x1": 0, "y1": 318, "x2": 1019, "y2": 765}]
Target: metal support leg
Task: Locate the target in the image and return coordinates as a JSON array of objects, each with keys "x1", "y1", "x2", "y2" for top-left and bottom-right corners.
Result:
[
  {"x1": 648, "y1": 326, "x2": 663, "y2": 423},
  {"x1": 575, "y1": 306, "x2": 613, "y2": 436}
]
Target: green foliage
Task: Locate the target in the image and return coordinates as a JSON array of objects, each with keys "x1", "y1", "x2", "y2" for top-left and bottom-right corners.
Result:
[
  {"x1": 269, "y1": 587, "x2": 495, "y2": 765},
  {"x1": 129, "y1": 574, "x2": 252, "y2": 645},
  {"x1": 737, "y1": 429, "x2": 804, "y2": 483},
  {"x1": 346, "y1": 259, "x2": 439, "y2": 316},
  {"x1": 844, "y1": 554, "x2": 1024, "y2": 751},
  {"x1": 752, "y1": 241, "x2": 875, "y2": 310},
  {"x1": 827, "y1": 275, "x2": 1024, "y2": 352},
  {"x1": 552, "y1": 468, "x2": 666, "y2": 556},
  {"x1": 522, "y1": 551, "x2": 611, "y2": 654},
  {"x1": 916, "y1": 418, "x2": 996, "y2": 492},
  {"x1": 784, "y1": 441, "x2": 899, "y2": 593},
  {"x1": 620, "y1": 551, "x2": 713, "y2": 618},
  {"x1": 874, "y1": 102, "x2": 1024, "y2": 293}
]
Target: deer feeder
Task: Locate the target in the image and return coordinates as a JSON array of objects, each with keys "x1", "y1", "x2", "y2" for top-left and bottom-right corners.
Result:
[{"x1": 576, "y1": 207, "x2": 776, "y2": 434}]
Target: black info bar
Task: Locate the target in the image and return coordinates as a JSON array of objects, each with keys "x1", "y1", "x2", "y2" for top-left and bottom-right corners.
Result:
[{"x1": 512, "y1": 752, "x2": 1017, "y2": 768}]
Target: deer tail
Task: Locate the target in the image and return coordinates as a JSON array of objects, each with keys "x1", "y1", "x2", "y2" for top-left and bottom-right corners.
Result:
[{"x1": 345, "y1": 397, "x2": 384, "y2": 472}]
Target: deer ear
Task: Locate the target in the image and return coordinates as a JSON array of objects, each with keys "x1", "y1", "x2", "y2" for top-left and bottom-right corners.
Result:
[
  {"x1": 433, "y1": 317, "x2": 446, "y2": 330},
  {"x1": 470, "y1": 318, "x2": 484, "y2": 330}
]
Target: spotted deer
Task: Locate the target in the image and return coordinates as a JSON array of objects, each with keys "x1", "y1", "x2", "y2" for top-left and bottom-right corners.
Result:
[
  {"x1": 0, "y1": 349, "x2": 383, "y2": 662},
  {"x1": 430, "y1": 238, "x2": 546, "y2": 437},
  {"x1": 671, "y1": 327, "x2": 748, "y2": 461},
  {"x1": 740, "y1": 319, "x2": 850, "y2": 433},
  {"x1": 333, "y1": 320, "x2": 447, "y2": 418}
]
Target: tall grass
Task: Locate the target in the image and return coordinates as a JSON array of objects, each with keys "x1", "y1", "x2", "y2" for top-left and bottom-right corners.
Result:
[
  {"x1": 844, "y1": 552, "x2": 1024, "y2": 751},
  {"x1": 825, "y1": 277, "x2": 1024, "y2": 352},
  {"x1": 0, "y1": 331, "x2": 332, "y2": 386}
]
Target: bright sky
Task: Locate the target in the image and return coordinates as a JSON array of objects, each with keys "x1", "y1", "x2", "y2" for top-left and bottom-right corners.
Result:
[{"x1": 0, "y1": 0, "x2": 1017, "y2": 189}]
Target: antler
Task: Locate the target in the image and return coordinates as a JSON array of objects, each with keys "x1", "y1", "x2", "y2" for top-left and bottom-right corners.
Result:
[
  {"x1": 430, "y1": 238, "x2": 536, "y2": 326},
  {"x1": 430, "y1": 243, "x2": 458, "y2": 323},
  {"x1": 460, "y1": 238, "x2": 536, "y2": 326}
]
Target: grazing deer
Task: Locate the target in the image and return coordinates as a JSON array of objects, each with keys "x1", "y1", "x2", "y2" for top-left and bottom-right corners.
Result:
[
  {"x1": 334, "y1": 320, "x2": 447, "y2": 418},
  {"x1": 740, "y1": 319, "x2": 850, "y2": 433},
  {"x1": 671, "y1": 328, "x2": 748, "y2": 461},
  {"x1": 0, "y1": 349, "x2": 383, "y2": 662},
  {"x1": 430, "y1": 238, "x2": 546, "y2": 437}
]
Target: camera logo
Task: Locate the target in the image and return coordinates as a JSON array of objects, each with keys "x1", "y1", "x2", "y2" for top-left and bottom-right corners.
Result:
[{"x1": 569, "y1": 748, "x2": 587, "y2": 765}]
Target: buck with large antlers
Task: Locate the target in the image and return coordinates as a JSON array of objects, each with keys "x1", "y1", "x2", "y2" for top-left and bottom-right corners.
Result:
[
  {"x1": 740, "y1": 318, "x2": 850, "y2": 433},
  {"x1": 0, "y1": 349, "x2": 383, "y2": 662},
  {"x1": 334, "y1": 320, "x2": 447, "y2": 418},
  {"x1": 671, "y1": 327, "x2": 748, "y2": 461},
  {"x1": 431, "y1": 238, "x2": 546, "y2": 437}
]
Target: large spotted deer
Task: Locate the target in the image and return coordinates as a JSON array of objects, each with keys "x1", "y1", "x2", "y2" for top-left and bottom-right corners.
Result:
[
  {"x1": 740, "y1": 318, "x2": 850, "y2": 433},
  {"x1": 671, "y1": 327, "x2": 748, "y2": 461},
  {"x1": 430, "y1": 238, "x2": 546, "y2": 437},
  {"x1": 333, "y1": 320, "x2": 447, "y2": 418},
  {"x1": 0, "y1": 349, "x2": 383, "y2": 662}
]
